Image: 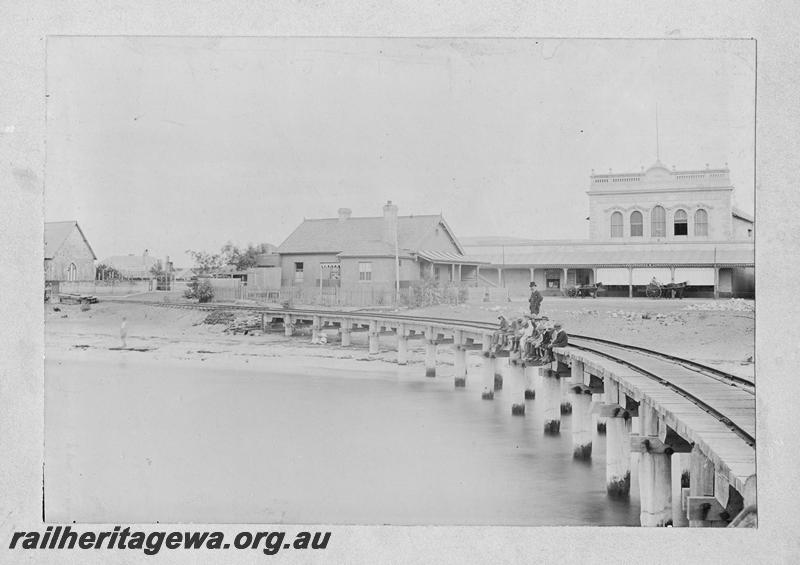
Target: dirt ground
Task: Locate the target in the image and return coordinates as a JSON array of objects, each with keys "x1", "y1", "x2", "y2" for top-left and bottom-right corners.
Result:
[
  {"x1": 45, "y1": 295, "x2": 754, "y2": 380},
  {"x1": 405, "y1": 296, "x2": 755, "y2": 376}
]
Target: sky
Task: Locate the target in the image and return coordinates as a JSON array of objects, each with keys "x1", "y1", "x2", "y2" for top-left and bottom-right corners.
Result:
[{"x1": 45, "y1": 37, "x2": 756, "y2": 265}]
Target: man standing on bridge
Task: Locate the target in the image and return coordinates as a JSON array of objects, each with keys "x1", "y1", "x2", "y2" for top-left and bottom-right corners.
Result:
[{"x1": 529, "y1": 282, "x2": 543, "y2": 316}]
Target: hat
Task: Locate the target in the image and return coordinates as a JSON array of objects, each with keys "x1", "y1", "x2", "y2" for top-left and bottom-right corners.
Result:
[{"x1": 529, "y1": 282, "x2": 537, "y2": 287}]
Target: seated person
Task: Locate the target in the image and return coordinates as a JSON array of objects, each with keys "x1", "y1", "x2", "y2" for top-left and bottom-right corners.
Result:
[
  {"x1": 491, "y1": 315, "x2": 511, "y2": 351},
  {"x1": 547, "y1": 323, "x2": 569, "y2": 355},
  {"x1": 519, "y1": 317, "x2": 535, "y2": 357},
  {"x1": 529, "y1": 326, "x2": 545, "y2": 361},
  {"x1": 538, "y1": 324, "x2": 555, "y2": 362},
  {"x1": 509, "y1": 317, "x2": 524, "y2": 353}
]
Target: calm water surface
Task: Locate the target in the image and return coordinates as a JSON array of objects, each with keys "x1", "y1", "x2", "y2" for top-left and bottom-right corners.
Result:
[{"x1": 45, "y1": 355, "x2": 640, "y2": 525}]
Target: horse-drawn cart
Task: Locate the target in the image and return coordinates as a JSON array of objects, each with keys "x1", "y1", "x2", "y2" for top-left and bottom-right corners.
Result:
[
  {"x1": 567, "y1": 282, "x2": 604, "y2": 298},
  {"x1": 645, "y1": 281, "x2": 688, "y2": 299}
]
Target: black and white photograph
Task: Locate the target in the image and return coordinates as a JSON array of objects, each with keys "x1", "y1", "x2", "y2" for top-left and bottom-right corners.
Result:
[
  {"x1": 5, "y1": 3, "x2": 800, "y2": 562},
  {"x1": 42, "y1": 36, "x2": 756, "y2": 528}
]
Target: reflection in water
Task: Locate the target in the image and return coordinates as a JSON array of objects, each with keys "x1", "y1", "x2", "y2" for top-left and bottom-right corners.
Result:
[{"x1": 45, "y1": 356, "x2": 640, "y2": 525}]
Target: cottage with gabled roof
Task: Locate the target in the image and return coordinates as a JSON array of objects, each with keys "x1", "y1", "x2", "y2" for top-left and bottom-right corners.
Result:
[
  {"x1": 100, "y1": 250, "x2": 159, "y2": 280},
  {"x1": 44, "y1": 221, "x2": 97, "y2": 282},
  {"x1": 277, "y1": 201, "x2": 484, "y2": 300}
]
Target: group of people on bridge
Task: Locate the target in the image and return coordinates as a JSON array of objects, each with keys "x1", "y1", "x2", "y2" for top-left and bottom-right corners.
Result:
[{"x1": 490, "y1": 281, "x2": 568, "y2": 364}]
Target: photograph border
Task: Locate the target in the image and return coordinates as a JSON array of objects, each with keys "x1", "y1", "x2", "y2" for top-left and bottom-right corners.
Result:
[{"x1": 3, "y1": 2, "x2": 798, "y2": 563}]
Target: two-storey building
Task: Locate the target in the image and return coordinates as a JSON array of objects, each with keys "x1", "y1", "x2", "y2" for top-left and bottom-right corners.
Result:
[
  {"x1": 462, "y1": 161, "x2": 754, "y2": 298},
  {"x1": 588, "y1": 161, "x2": 751, "y2": 242}
]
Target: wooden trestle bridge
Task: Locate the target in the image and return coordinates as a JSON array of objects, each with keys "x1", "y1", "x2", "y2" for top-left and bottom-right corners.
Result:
[{"x1": 140, "y1": 301, "x2": 757, "y2": 527}]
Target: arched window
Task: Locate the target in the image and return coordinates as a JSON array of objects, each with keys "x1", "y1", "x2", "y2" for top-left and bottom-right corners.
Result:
[
  {"x1": 695, "y1": 209, "x2": 708, "y2": 236},
  {"x1": 651, "y1": 206, "x2": 666, "y2": 237},
  {"x1": 66, "y1": 263, "x2": 77, "y2": 281},
  {"x1": 673, "y1": 209, "x2": 688, "y2": 236},
  {"x1": 630, "y1": 211, "x2": 643, "y2": 237},
  {"x1": 610, "y1": 211, "x2": 623, "y2": 238}
]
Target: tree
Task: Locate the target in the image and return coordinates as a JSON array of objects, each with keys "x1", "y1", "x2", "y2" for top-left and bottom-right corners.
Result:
[
  {"x1": 220, "y1": 242, "x2": 268, "y2": 271},
  {"x1": 149, "y1": 259, "x2": 166, "y2": 278},
  {"x1": 187, "y1": 242, "x2": 274, "y2": 274},
  {"x1": 186, "y1": 250, "x2": 223, "y2": 275},
  {"x1": 96, "y1": 263, "x2": 122, "y2": 281}
]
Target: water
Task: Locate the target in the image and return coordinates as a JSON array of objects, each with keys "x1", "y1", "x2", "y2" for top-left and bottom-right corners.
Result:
[{"x1": 45, "y1": 355, "x2": 640, "y2": 525}]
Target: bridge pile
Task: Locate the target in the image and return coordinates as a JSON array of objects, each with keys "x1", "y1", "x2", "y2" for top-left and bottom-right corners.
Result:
[{"x1": 152, "y1": 301, "x2": 757, "y2": 527}]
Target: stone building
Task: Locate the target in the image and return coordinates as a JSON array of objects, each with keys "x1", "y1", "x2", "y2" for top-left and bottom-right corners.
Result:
[
  {"x1": 462, "y1": 161, "x2": 755, "y2": 299},
  {"x1": 588, "y1": 161, "x2": 752, "y2": 243},
  {"x1": 44, "y1": 221, "x2": 97, "y2": 282}
]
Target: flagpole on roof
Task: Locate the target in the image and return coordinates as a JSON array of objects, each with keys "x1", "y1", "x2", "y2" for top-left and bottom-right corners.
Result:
[
  {"x1": 655, "y1": 103, "x2": 660, "y2": 161},
  {"x1": 395, "y1": 209, "x2": 400, "y2": 307}
]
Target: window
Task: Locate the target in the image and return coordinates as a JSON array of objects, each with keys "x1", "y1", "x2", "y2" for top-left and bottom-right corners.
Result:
[
  {"x1": 610, "y1": 212, "x2": 623, "y2": 238},
  {"x1": 630, "y1": 211, "x2": 643, "y2": 237},
  {"x1": 651, "y1": 205, "x2": 666, "y2": 237},
  {"x1": 673, "y1": 209, "x2": 688, "y2": 236},
  {"x1": 358, "y1": 262, "x2": 372, "y2": 282},
  {"x1": 294, "y1": 262, "x2": 304, "y2": 283},
  {"x1": 694, "y1": 209, "x2": 708, "y2": 236},
  {"x1": 66, "y1": 263, "x2": 77, "y2": 281}
]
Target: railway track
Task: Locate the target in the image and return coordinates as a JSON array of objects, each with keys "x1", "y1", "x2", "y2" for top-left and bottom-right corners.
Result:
[
  {"x1": 106, "y1": 298, "x2": 755, "y2": 445},
  {"x1": 568, "y1": 337, "x2": 755, "y2": 448}
]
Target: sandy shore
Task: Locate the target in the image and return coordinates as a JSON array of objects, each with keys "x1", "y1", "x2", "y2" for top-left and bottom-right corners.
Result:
[
  {"x1": 45, "y1": 296, "x2": 755, "y2": 379},
  {"x1": 45, "y1": 301, "x2": 448, "y2": 377}
]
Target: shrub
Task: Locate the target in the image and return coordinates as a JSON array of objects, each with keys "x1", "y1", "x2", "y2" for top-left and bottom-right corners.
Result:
[
  {"x1": 185, "y1": 278, "x2": 215, "y2": 303},
  {"x1": 400, "y1": 278, "x2": 467, "y2": 308}
]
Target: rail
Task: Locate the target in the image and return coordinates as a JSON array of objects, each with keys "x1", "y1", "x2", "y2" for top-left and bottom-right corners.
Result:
[
  {"x1": 108, "y1": 297, "x2": 750, "y2": 388},
  {"x1": 97, "y1": 298, "x2": 756, "y2": 525},
  {"x1": 568, "y1": 338, "x2": 755, "y2": 447}
]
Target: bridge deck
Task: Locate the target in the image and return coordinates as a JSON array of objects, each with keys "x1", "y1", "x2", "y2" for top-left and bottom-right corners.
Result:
[
  {"x1": 559, "y1": 347, "x2": 755, "y2": 496},
  {"x1": 138, "y1": 301, "x2": 756, "y2": 501},
  {"x1": 571, "y1": 340, "x2": 755, "y2": 438}
]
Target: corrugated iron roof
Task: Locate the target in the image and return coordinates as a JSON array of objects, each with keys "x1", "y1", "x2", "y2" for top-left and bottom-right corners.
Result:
[
  {"x1": 467, "y1": 242, "x2": 754, "y2": 267},
  {"x1": 416, "y1": 250, "x2": 489, "y2": 265},
  {"x1": 44, "y1": 221, "x2": 97, "y2": 260},
  {"x1": 278, "y1": 214, "x2": 463, "y2": 255}
]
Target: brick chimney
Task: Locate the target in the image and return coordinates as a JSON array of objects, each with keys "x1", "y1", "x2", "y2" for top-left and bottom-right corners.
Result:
[
  {"x1": 338, "y1": 208, "x2": 352, "y2": 223},
  {"x1": 382, "y1": 200, "x2": 398, "y2": 245}
]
